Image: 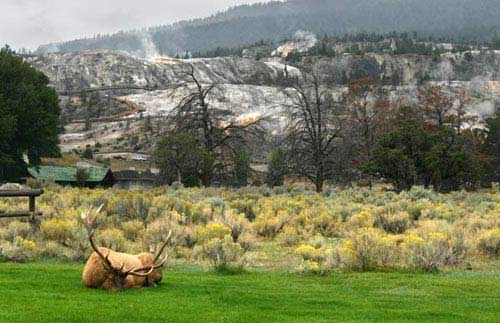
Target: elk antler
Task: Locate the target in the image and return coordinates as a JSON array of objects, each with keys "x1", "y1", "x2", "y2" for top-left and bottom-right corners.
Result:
[
  {"x1": 82, "y1": 204, "x2": 118, "y2": 273},
  {"x1": 125, "y1": 264, "x2": 156, "y2": 277},
  {"x1": 82, "y1": 204, "x2": 172, "y2": 279},
  {"x1": 153, "y1": 230, "x2": 173, "y2": 265}
]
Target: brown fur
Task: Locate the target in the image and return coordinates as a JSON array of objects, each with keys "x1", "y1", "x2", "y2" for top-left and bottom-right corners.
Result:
[{"x1": 82, "y1": 247, "x2": 162, "y2": 291}]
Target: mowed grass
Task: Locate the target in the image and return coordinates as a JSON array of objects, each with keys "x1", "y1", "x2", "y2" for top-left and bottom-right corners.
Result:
[{"x1": 0, "y1": 262, "x2": 499, "y2": 323}]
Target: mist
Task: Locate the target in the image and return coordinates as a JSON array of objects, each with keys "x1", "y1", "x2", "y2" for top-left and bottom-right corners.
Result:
[{"x1": 0, "y1": 0, "x2": 272, "y2": 50}]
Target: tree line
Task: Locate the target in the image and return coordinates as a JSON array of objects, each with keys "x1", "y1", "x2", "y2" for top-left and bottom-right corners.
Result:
[
  {"x1": 40, "y1": 0, "x2": 500, "y2": 56},
  {"x1": 3, "y1": 46, "x2": 500, "y2": 194},
  {"x1": 154, "y1": 64, "x2": 500, "y2": 193}
]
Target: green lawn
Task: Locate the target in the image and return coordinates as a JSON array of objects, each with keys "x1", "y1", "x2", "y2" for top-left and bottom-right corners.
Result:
[{"x1": 0, "y1": 262, "x2": 498, "y2": 323}]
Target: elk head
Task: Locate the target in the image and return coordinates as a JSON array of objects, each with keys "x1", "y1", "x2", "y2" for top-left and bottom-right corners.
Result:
[{"x1": 81, "y1": 204, "x2": 172, "y2": 291}]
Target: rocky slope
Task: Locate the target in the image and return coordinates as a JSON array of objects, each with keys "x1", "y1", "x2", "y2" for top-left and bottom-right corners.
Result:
[
  {"x1": 27, "y1": 51, "x2": 297, "y2": 92},
  {"x1": 26, "y1": 49, "x2": 500, "y2": 154}
]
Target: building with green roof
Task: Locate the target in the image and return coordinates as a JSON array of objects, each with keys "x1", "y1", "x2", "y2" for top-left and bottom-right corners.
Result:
[{"x1": 27, "y1": 166, "x2": 113, "y2": 188}]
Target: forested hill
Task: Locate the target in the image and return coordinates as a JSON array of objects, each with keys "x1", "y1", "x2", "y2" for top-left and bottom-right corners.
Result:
[{"x1": 37, "y1": 0, "x2": 500, "y2": 56}]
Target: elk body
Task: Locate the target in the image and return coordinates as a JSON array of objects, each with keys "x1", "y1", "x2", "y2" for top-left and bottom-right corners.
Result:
[{"x1": 81, "y1": 205, "x2": 172, "y2": 291}]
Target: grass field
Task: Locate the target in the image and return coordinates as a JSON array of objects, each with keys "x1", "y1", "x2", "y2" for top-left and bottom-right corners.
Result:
[{"x1": 0, "y1": 262, "x2": 499, "y2": 323}]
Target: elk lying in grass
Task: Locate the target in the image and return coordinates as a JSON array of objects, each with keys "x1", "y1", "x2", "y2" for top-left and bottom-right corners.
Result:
[{"x1": 81, "y1": 205, "x2": 172, "y2": 291}]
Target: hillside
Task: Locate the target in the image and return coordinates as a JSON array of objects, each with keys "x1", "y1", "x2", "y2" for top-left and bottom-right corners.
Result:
[
  {"x1": 36, "y1": 0, "x2": 500, "y2": 57},
  {"x1": 25, "y1": 40, "x2": 500, "y2": 158}
]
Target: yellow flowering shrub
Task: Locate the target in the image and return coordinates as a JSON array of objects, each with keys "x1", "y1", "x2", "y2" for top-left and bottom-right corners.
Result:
[
  {"x1": 342, "y1": 228, "x2": 381, "y2": 271},
  {"x1": 349, "y1": 210, "x2": 375, "y2": 228},
  {"x1": 197, "y1": 223, "x2": 232, "y2": 243},
  {"x1": 0, "y1": 184, "x2": 498, "y2": 270},
  {"x1": 477, "y1": 229, "x2": 500, "y2": 257},
  {"x1": 40, "y1": 218, "x2": 75, "y2": 244},
  {"x1": 295, "y1": 244, "x2": 322, "y2": 261},
  {"x1": 310, "y1": 211, "x2": 342, "y2": 237},
  {"x1": 296, "y1": 260, "x2": 321, "y2": 275},
  {"x1": 16, "y1": 236, "x2": 36, "y2": 250}
]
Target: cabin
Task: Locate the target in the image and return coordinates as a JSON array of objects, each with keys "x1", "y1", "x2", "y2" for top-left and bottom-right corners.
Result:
[
  {"x1": 112, "y1": 170, "x2": 157, "y2": 190},
  {"x1": 27, "y1": 166, "x2": 113, "y2": 188}
]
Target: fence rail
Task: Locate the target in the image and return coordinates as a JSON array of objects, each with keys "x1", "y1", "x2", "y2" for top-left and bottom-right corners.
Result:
[{"x1": 0, "y1": 189, "x2": 44, "y2": 219}]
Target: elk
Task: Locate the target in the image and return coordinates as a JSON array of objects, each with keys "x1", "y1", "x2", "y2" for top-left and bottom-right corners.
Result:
[{"x1": 81, "y1": 204, "x2": 172, "y2": 291}]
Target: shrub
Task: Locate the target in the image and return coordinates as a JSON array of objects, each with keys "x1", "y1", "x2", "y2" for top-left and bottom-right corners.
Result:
[
  {"x1": 405, "y1": 186, "x2": 441, "y2": 202},
  {"x1": 295, "y1": 242, "x2": 336, "y2": 274},
  {"x1": 38, "y1": 241, "x2": 65, "y2": 259},
  {"x1": 323, "y1": 247, "x2": 343, "y2": 270},
  {"x1": 96, "y1": 228, "x2": 127, "y2": 251},
  {"x1": 296, "y1": 260, "x2": 321, "y2": 275},
  {"x1": 25, "y1": 178, "x2": 43, "y2": 189},
  {"x1": 1, "y1": 236, "x2": 37, "y2": 262},
  {"x1": 295, "y1": 244, "x2": 323, "y2": 262},
  {"x1": 40, "y1": 218, "x2": 75, "y2": 245},
  {"x1": 130, "y1": 195, "x2": 152, "y2": 224},
  {"x1": 121, "y1": 220, "x2": 144, "y2": 241},
  {"x1": 407, "y1": 203, "x2": 425, "y2": 221},
  {"x1": 197, "y1": 223, "x2": 232, "y2": 242},
  {"x1": 3, "y1": 221, "x2": 32, "y2": 242},
  {"x1": 236, "y1": 231, "x2": 255, "y2": 251},
  {"x1": 342, "y1": 228, "x2": 381, "y2": 271},
  {"x1": 194, "y1": 235, "x2": 245, "y2": 273},
  {"x1": 375, "y1": 211, "x2": 410, "y2": 234},
  {"x1": 230, "y1": 199, "x2": 256, "y2": 221},
  {"x1": 311, "y1": 213, "x2": 341, "y2": 237},
  {"x1": 403, "y1": 232, "x2": 452, "y2": 272},
  {"x1": 477, "y1": 229, "x2": 500, "y2": 257},
  {"x1": 349, "y1": 210, "x2": 375, "y2": 228},
  {"x1": 65, "y1": 227, "x2": 92, "y2": 261},
  {"x1": 143, "y1": 218, "x2": 174, "y2": 251},
  {"x1": 278, "y1": 225, "x2": 301, "y2": 246},
  {"x1": 254, "y1": 216, "x2": 283, "y2": 238}
]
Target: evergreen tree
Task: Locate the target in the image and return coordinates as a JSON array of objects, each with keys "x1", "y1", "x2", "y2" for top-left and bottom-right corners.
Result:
[
  {"x1": 0, "y1": 46, "x2": 61, "y2": 182},
  {"x1": 154, "y1": 133, "x2": 208, "y2": 187},
  {"x1": 266, "y1": 149, "x2": 287, "y2": 187},
  {"x1": 482, "y1": 108, "x2": 500, "y2": 185},
  {"x1": 82, "y1": 145, "x2": 94, "y2": 160},
  {"x1": 371, "y1": 106, "x2": 484, "y2": 192},
  {"x1": 234, "y1": 149, "x2": 250, "y2": 187}
]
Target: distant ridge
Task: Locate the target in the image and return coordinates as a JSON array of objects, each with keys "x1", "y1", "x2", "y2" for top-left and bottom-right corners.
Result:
[{"x1": 36, "y1": 0, "x2": 500, "y2": 57}]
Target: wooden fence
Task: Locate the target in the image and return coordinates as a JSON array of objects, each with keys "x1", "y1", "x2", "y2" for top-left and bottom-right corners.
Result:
[{"x1": 0, "y1": 189, "x2": 44, "y2": 220}]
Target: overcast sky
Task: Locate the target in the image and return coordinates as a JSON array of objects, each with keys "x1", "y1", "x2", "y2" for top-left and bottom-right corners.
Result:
[{"x1": 1, "y1": 0, "x2": 272, "y2": 50}]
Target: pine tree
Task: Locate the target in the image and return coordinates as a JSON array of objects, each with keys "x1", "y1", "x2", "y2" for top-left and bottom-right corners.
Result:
[{"x1": 0, "y1": 46, "x2": 61, "y2": 181}]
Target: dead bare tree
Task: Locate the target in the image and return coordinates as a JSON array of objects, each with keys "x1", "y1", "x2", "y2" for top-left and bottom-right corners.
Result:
[
  {"x1": 418, "y1": 85, "x2": 454, "y2": 128},
  {"x1": 167, "y1": 63, "x2": 264, "y2": 186},
  {"x1": 283, "y1": 70, "x2": 344, "y2": 193}
]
